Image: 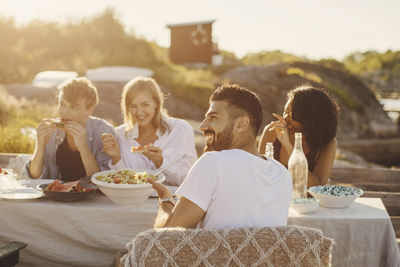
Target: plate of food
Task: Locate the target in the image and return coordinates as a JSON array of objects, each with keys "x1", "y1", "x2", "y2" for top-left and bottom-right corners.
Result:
[
  {"x1": 91, "y1": 169, "x2": 164, "y2": 205},
  {"x1": 0, "y1": 168, "x2": 14, "y2": 176},
  {"x1": 38, "y1": 179, "x2": 97, "y2": 202}
]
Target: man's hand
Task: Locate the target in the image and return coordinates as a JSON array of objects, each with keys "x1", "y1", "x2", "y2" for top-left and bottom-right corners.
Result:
[
  {"x1": 30, "y1": 119, "x2": 56, "y2": 178},
  {"x1": 147, "y1": 177, "x2": 172, "y2": 199},
  {"x1": 147, "y1": 177, "x2": 205, "y2": 229},
  {"x1": 64, "y1": 121, "x2": 88, "y2": 151},
  {"x1": 142, "y1": 146, "x2": 163, "y2": 168},
  {"x1": 101, "y1": 133, "x2": 121, "y2": 165},
  {"x1": 36, "y1": 119, "x2": 56, "y2": 149}
]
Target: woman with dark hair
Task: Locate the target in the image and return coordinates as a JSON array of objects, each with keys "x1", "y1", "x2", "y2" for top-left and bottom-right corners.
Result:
[{"x1": 259, "y1": 85, "x2": 339, "y2": 187}]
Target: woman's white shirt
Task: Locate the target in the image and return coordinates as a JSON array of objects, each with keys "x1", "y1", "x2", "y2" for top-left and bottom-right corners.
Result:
[{"x1": 110, "y1": 117, "x2": 198, "y2": 186}]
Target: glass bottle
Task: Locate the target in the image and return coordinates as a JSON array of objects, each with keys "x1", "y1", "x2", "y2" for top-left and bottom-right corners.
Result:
[
  {"x1": 288, "y1": 132, "x2": 308, "y2": 199},
  {"x1": 265, "y1": 142, "x2": 274, "y2": 159}
]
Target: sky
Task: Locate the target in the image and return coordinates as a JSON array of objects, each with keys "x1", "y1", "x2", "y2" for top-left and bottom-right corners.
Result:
[{"x1": 1, "y1": 0, "x2": 399, "y2": 60}]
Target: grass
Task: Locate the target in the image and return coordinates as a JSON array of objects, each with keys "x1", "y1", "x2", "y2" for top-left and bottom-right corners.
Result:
[
  {"x1": 0, "y1": 86, "x2": 57, "y2": 153},
  {"x1": 286, "y1": 67, "x2": 322, "y2": 83}
]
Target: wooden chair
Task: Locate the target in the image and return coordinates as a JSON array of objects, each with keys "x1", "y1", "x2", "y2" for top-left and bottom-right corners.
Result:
[
  {"x1": 0, "y1": 241, "x2": 27, "y2": 267},
  {"x1": 120, "y1": 226, "x2": 333, "y2": 267}
]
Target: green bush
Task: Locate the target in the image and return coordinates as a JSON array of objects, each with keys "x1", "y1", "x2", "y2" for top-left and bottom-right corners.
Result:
[
  {"x1": 241, "y1": 50, "x2": 304, "y2": 66},
  {"x1": 286, "y1": 67, "x2": 322, "y2": 83},
  {"x1": 343, "y1": 50, "x2": 400, "y2": 74},
  {"x1": 322, "y1": 83, "x2": 364, "y2": 113},
  {"x1": 0, "y1": 87, "x2": 57, "y2": 153}
]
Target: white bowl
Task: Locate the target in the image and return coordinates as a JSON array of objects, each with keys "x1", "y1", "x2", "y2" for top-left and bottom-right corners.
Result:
[
  {"x1": 291, "y1": 198, "x2": 319, "y2": 214},
  {"x1": 91, "y1": 169, "x2": 165, "y2": 205},
  {"x1": 308, "y1": 185, "x2": 363, "y2": 209}
]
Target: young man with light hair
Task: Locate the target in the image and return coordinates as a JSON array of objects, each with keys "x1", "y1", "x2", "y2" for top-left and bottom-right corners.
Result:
[
  {"x1": 26, "y1": 77, "x2": 115, "y2": 181},
  {"x1": 149, "y1": 83, "x2": 292, "y2": 229}
]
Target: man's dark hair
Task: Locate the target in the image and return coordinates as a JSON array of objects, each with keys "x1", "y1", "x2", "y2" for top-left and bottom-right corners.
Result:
[{"x1": 210, "y1": 83, "x2": 263, "y2": 136}]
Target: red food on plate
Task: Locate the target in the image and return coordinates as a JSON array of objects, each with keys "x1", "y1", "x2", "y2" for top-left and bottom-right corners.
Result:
[
  {"x1": 0, "y1": 168, "x2": 8, "y2": 175},
  {"x1": 45, "y1": 179, "x2": 95, "y2": 192},
  {"x1": 46, "y1": 179, "x2": 63, "y2": 191}
]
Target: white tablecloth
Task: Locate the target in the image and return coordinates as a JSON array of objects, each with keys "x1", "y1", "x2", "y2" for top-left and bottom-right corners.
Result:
[
  {"x1": 288, "y1": 198, "x2": 400, "y2": 267},
  {"x1": 0, "y1": 194, "x2": 158, "y2": 267},
  {"x1": 1, "y1": 195, "x2": 399, "y2": 267}
]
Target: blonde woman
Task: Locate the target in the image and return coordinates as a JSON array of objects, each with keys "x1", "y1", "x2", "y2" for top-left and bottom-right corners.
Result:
[{"x1": 102, "y1": 77, "x2": 197, "y2": 186}]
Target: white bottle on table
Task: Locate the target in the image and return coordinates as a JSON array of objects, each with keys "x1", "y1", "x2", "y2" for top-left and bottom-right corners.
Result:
[
  {"x1": 265, "y1": 142, "x2": 274, "y2": 159},
  {"x1": 288, "y1": 132, "x2": 308, "y2": 199}
]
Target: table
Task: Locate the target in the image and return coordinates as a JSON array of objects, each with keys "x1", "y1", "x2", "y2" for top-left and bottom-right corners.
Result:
[
  {"x1": 288, "y1": 198, "x2": 400, "y2": 267},
  {"x1": 1, "y1": 195, "x2": 399, "y2": 267},
  {"x1": 0, "y1": 194, "x2": 158, "y2": 267}
]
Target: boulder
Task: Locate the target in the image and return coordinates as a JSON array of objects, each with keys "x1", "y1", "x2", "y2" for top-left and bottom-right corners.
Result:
[{"x1": 222, "y1": 62, "x2": 399, "y2": 139}]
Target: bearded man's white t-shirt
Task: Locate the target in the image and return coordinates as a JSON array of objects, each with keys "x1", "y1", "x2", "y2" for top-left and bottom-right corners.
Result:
[{"x1": 175, "y1": 149, "x2": 292, "y2": 230}]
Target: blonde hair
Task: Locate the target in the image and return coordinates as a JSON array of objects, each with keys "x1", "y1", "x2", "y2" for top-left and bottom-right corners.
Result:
[
  {"x1": 58, "y1": 77, "x2": 98, "y2": 109},
  {"x1": 121, "y1": 77, "x2": 169, "y2": 134}
]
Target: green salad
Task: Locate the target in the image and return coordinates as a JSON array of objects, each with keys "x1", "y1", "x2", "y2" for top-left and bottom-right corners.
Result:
[{"x1": 96, "y1": 170, "x2": 158, "y2": 184}]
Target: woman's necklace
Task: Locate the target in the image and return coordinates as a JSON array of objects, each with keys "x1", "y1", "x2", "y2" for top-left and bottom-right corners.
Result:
[{"x1": 135, "y1": 132, "x2": 158, "y2": 146}]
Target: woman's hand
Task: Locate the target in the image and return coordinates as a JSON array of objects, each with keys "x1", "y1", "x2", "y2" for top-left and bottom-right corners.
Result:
[
  {"x1": 101, "y1": 133, "x2": 121, "y2": 165},
  {"x1": 142, "y1": 145, "x2": 163, "y2": 168},
  {"x1": 269, "y1": 113, "x2": 291, "y2": 146}
]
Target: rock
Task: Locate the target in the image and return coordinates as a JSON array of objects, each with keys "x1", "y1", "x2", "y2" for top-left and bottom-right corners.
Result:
[
  {"x1": 334, "y1": 148, "x2": 388, "y2": 169},
  {"x1": 222, "y1": 62, "x2": 399, "y2": 139},
  {"x1": 362, "y1": 70, "x2": 400, "y2": 98}
]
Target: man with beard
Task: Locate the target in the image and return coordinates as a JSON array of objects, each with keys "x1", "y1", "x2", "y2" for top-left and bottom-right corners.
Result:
[{"x1": 148, "y1": 83, "x2": 292, "y2": 229}]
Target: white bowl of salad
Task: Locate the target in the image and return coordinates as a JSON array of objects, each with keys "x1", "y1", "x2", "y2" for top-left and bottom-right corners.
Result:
[
  {"x1": 91, "y1": 169, "x2": 165, "y2": 205},
  {"x1": 308, "y1": 185, "x2": 363, "y2": 209}
]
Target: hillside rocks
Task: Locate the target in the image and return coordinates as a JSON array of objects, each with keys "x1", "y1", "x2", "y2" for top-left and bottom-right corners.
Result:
[
  {"x1": 362, "y1": 70, "x2": 400, "y2": 98},
  {"x1": 222, "y1": 62, "x2": 399, "y2": 140}
]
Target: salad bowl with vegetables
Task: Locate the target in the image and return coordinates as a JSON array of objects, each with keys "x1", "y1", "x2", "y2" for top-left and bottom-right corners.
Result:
[{"x1": 91, "y1": 169, "x2": 165, "y2": 205}]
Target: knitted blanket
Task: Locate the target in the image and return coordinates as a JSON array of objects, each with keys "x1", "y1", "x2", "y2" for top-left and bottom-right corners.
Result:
[{"x1": 123, "y1": 226, "x2": 333, "y2": 267}]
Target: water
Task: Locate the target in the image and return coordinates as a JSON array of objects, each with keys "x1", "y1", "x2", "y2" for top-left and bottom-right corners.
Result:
[{"x1": 380, "y1": 98, "x2": 400, "y2": 121}]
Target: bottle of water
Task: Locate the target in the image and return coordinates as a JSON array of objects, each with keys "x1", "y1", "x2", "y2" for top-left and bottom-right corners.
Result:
[
  {"x1": 265, "y1": 142, "x2": 274, "y2": 159},
  {"x1": 288, "y1": 132, "x2": 308, "y2": 199}
]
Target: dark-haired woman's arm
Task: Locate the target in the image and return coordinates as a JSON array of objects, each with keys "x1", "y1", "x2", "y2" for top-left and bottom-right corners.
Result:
[
  {"x1": 258, "y1": 122, "x2": 277, "y2": 154},
  {"x1": 259, "y1": 114, "x2": 292, "y2": 156},
  {"x1": 307, "y1": 138, "x2": 337, "y2": 187}
]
